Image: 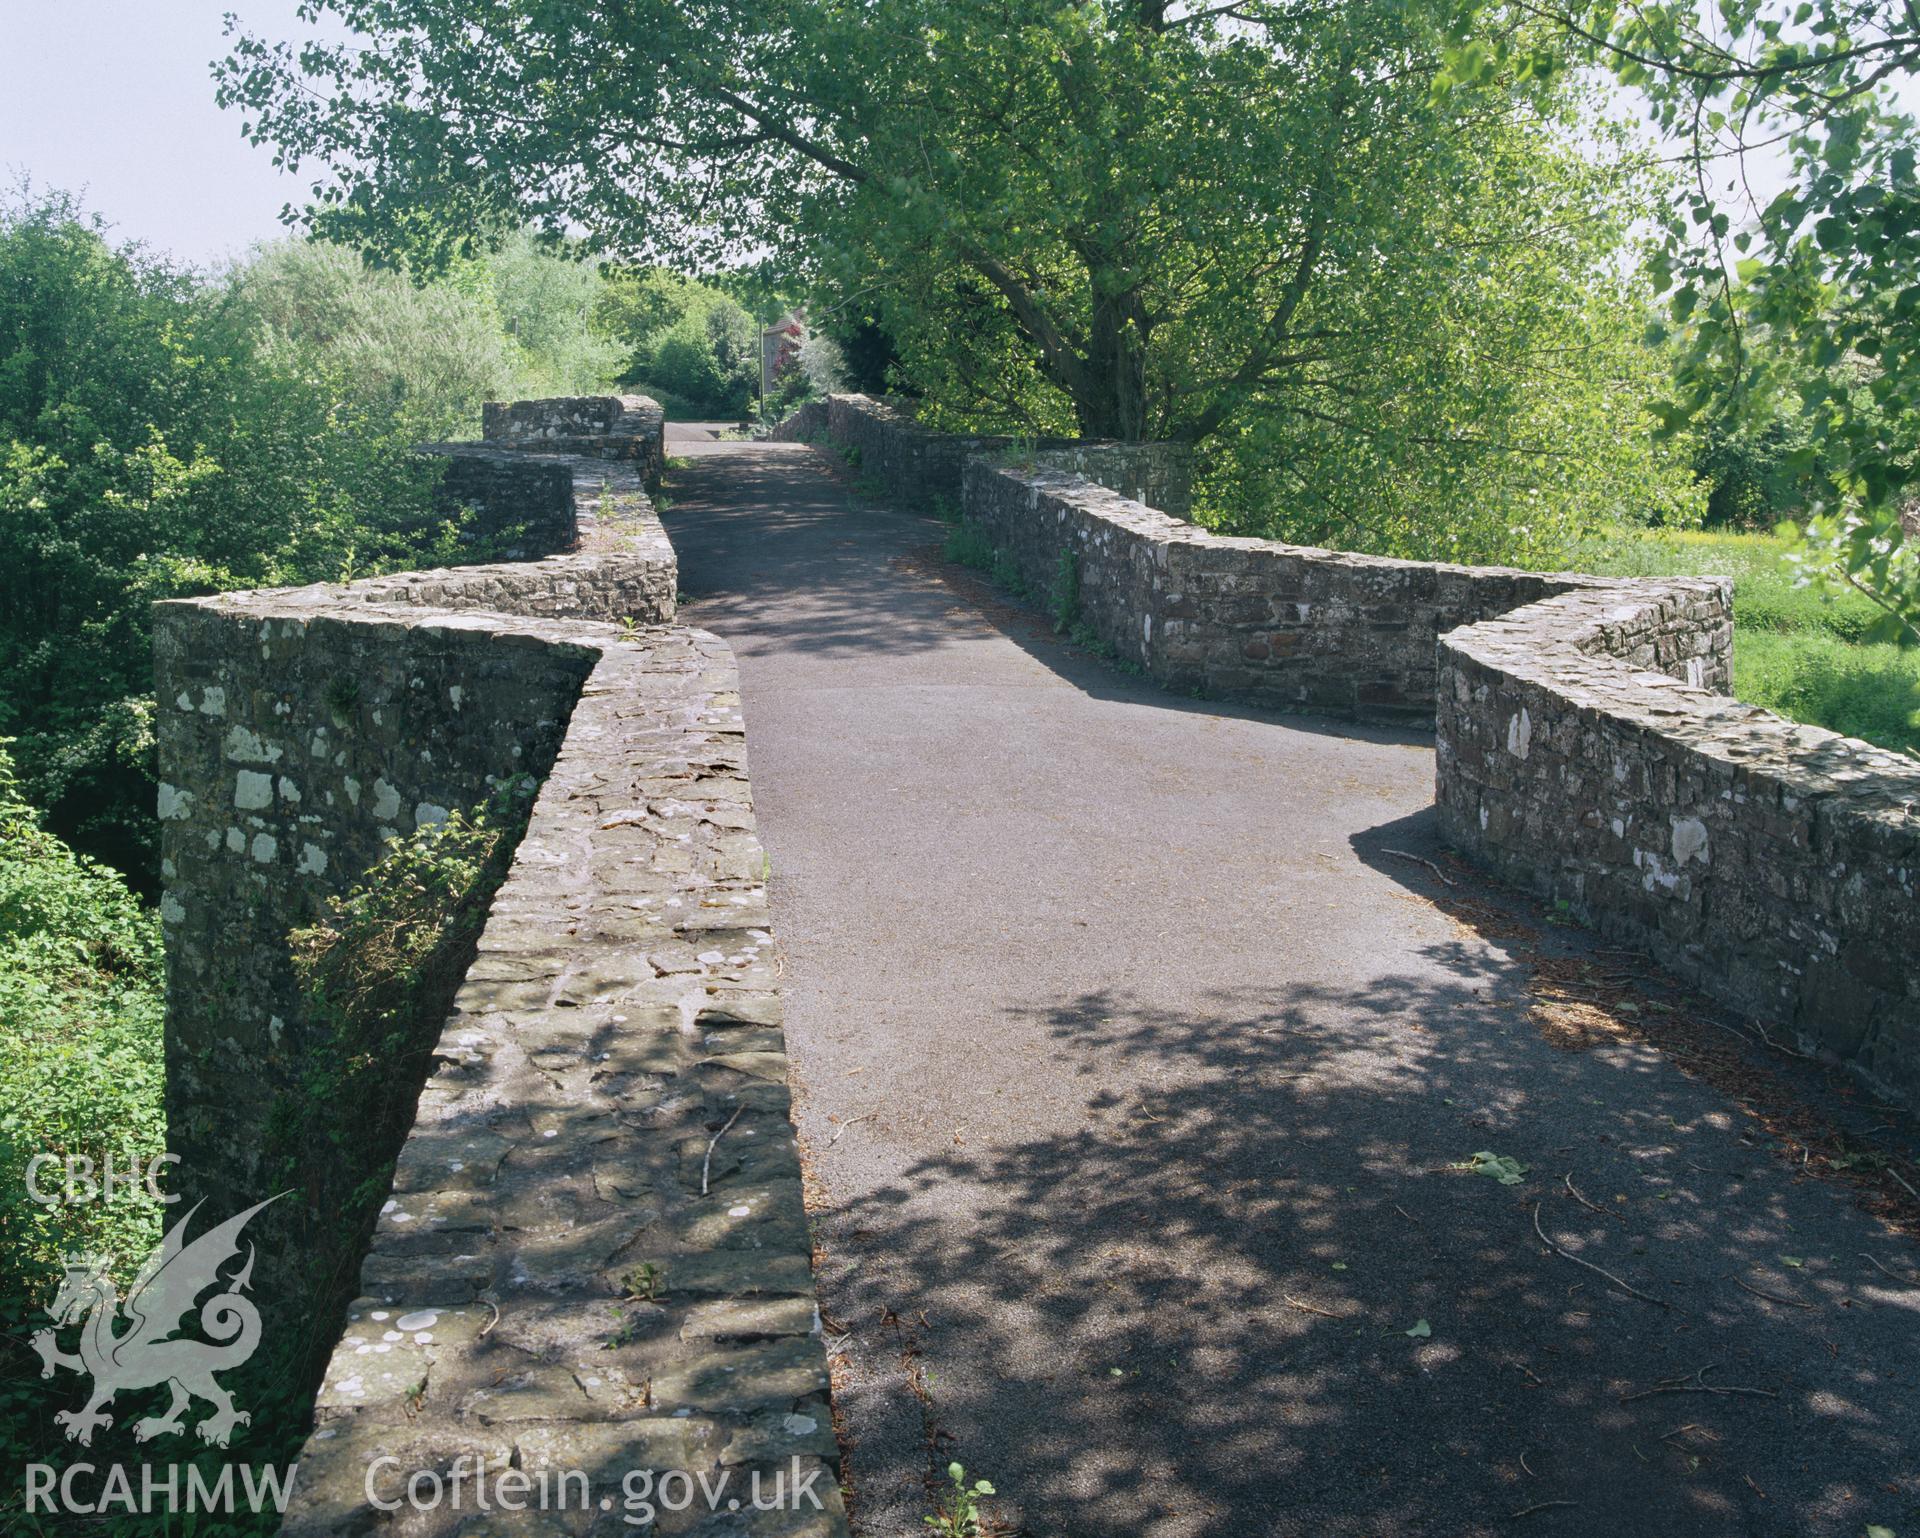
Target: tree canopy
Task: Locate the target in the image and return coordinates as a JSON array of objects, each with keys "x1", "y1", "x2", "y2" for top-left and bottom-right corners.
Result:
[
  {"x1": 219, "y1": 0, "x2": 1669, "y2": 476},
  {"x1": 1441, "y1": 1, "x2": 1920, "y2": 632}
]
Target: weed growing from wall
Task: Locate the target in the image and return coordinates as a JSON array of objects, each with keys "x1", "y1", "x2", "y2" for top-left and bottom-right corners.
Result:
[
  {"x1": 943, "y1": 521, "x2": 995, "y2": 572},
  {"x1": 1048, "y1": 549, "x2": 1080, "y2": 634}
]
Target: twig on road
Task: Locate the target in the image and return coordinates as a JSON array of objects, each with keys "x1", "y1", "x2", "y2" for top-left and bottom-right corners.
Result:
[
  {"x1": 1532, "y1": 1203, "x2": 1671, "y2": 1309},
  {"x1": 1620, "y1": 1364, "x2": 1778, "y2": 1403},
  {"x1": 1861, "y1": 1251, "x2": 1920, "y2": 1287},
  {"x1": 1382, "y1": 848, "x2": 1456, "y2": 886},
  {"x1": 1562, "y1": 1173, "x2": 1615, "y2": 1221},
  {"x1": 1728, "y1": 1274, "x2": 1814, "y2": 1310}
]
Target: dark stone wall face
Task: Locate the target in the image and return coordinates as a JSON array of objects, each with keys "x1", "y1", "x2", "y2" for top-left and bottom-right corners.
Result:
[
  {"x1": 482, "y1": 393, "x2": 666, "y2": 486},
  {"x1": 767, "y1": 399, "x2": 828, "y2": 441},
  {"x1": 156, "y1": 606, "x2": 598, "y2": 1202},
  {"x1": 428, "y1": 448, "x2": 578, "y2": 557}
]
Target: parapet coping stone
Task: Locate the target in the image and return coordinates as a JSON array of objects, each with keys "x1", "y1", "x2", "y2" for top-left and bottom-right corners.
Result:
[
  {"x1": 180, "y1": 586, "x2": 848, "y2": 1536},
  {"x1": 1444, "y1": 584, "x2": 1920, "y2": 831},
  {"x1": 163, "y1": 594, "x2": 837, "y2": 1531},
  {"x1": 976, "y1": 460, "x2": 1663, "y2": 591},
  {"x1": 1001, "y1": 456, "x2": 1920, "y2": 828},
  {"x1": 375, "y1": 452, "x2": 676, "y2": 610}
]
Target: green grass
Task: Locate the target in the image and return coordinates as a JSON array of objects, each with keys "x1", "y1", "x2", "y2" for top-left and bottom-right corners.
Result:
[
  {"x1": 1568, "y1": 528, "x2": 1920, "y2": 755},
  {"x1": 1733, "y1": 631, "x2": 1920, "y2": 751}
]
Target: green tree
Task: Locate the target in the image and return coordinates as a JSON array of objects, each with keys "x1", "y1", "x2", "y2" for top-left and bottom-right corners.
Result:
[
  {"x1": 0, "y1": 192, "x2": 447, "y2": 879},
  {"x1": 596, "y1": 268, "x2": 760, "y2": 413},
  {"x1": 236, "y1": 237, "x2": 520, "y2": 437},
  {"x1": 0, "y1": 739, "x2": 164, "y2": 1320},
  {"x1": 218, "y1": 0, "x2": 1674, "y2": 470},
  {"x1": 486, "y1": 227, "x2": 625, "y2": 396},
  {"x1": 237, "y1": 229, "x2": 620, "y2": 437},
  {"x1": 1442, "y1": 1, "x2": 1920, "y2": 632}
]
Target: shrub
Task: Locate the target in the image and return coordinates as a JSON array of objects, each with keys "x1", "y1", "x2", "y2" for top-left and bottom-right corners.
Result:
[
  {"x1": 0, "y1": 740, "x2": 164, "y2": 1478},
  {"x1": 1692, "y1": 413, "x2": 1818, "y2": 530},
  {"x1": 233, "y1": 238, "x2": 519, "y2": 439},
  {"x1": 0, "y1": 193, "x2": 580, "y2": 883},
  {"x1": 600, "y1": 270, "x2": 759, "y2": 415}
]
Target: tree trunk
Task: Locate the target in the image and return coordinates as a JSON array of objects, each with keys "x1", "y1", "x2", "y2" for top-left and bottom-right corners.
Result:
[{"x1": 1075, "y1": 298, "x2": 1150, "y2": 441}]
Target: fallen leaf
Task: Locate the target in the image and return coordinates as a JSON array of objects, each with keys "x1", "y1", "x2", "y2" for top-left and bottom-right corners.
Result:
[
  {"x1": 1459, "y1": 1151, "x2": 1530, "y2": 1186},
  {"x1": 1406, "y1": 1319, "x2": 1432, "y2": 1339}
]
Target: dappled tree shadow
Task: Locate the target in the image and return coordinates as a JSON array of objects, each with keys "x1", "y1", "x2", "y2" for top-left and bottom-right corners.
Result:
[{"x1": 814, "y1": 970, "x2": 1919, "y2": 1538}]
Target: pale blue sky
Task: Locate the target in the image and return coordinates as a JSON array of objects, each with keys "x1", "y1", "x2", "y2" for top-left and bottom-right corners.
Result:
[{"x1": 0, "y1": 0, "x2": 319, "y2": 266}]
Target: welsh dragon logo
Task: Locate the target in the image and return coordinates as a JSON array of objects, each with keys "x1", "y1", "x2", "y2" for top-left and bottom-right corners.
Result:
[{"x1": 31, "y1": 1194, "x2": 285, "y2": 1448}]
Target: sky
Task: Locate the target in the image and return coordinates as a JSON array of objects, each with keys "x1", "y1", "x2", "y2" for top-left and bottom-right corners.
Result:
[{"x1": 0, "y1": 0, "x2": 323, "y2": 267}]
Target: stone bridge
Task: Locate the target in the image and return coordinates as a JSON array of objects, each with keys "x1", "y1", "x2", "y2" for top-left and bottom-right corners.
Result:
[{"x1": 155, "y1": 396, "x2": 1920, "y2": 1538}]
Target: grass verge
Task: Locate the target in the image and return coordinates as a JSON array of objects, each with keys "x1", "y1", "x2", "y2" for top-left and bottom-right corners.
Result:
[{"x1": 1569, "y1": 529, "x2": 1920, "y2": 755}]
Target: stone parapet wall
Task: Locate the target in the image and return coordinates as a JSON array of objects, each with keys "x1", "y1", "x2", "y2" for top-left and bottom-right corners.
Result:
[
  {"x1": 959, "y1": 461, "x2": 1732, "y2": 722},
  {"x1": 156, "y1": 596, "x2": 600, "y2": 1216},
  {"x1": 766, "y1": 399, "x2": 828, "y2": 441},
  {"x1": 483, "y1": 394, "x2": 666, "y2": 486},
  {"x1": 1439, "y1": 585, "x2": 1920, "y2": 1104},
  {"x1": 821, "y1": 393, "x2": 1193, "y2": 517},
  {"x1": 281, "y1": 626, "x2": 844, "y2": 1537},
  {"x1": 356, "y1": 458, "x2": 676, "y2": 625},
  {"x1": 157, "y1": 398, "x2": 843, "y2": 1534},
  {"x1": 428, "y1": 448, "x2": 578, "y2": 558},
  {"x1": 1032, "y1": 440, "x2": 1194, "y2": 520}
]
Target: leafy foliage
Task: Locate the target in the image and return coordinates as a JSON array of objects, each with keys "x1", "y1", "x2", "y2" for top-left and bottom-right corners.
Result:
[
  {"x1": 0, "y1": 193, "x2": 618, "y2": 884},
  {"x1": 0, "y1": 742, "x2": 164, "y2": 1304},
  {"x1": 0, "y1": 739, "x2": 165, "y2": 1501},
  {"x1": 0, "y1": 192, "x2": 452, "y2": 879},
  {"x1": 925, "y1": 1461, "x2": 997, "y2": 1538},
  {"x1": 597, "y1": 268, "x2": 760, "y2": 415},
  {"x1": 238, "y1": 228, "x2": 621, "y2": 439},
  {"x1": 1440, "y1": 1, "x2": 1920, "y2": 630}
]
